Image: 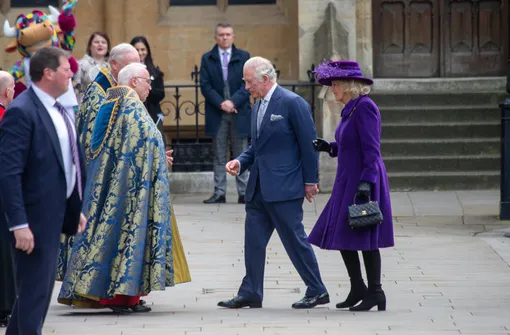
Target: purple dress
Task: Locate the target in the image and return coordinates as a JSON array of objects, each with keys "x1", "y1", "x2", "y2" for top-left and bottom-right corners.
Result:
[{"x1": 308, "y1": 96, "x2": 394, "y2": 251}]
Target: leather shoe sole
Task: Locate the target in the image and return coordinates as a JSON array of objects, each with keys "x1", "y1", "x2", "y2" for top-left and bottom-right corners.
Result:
[{"x1": 217, "y1": 300, "x2": 262, "y2": 309}]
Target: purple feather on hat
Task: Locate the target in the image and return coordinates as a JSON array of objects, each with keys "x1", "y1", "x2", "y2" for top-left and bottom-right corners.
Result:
[{"x1": 314, "y1": 60, "x2": 373, "y2": 86}]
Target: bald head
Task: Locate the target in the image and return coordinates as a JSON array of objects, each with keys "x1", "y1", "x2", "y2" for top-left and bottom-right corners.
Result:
[{"x1": 0, "y1": 71, "x2": 15, "y2": 106}]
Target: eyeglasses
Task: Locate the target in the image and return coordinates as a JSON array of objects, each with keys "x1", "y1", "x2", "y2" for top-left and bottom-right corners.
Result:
[{"x1": 136, "y1": 76, "x2": 153, "y2": 84}]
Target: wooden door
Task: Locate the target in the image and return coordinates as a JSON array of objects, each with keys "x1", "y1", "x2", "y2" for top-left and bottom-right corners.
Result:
[
  {"x1": 373, "y1": 0, "x2": 508, "y2": 77},
  {"x1": 373, "y1": 0, "x2": 440, "y2": 77},
  {"x1": 443, "y1": 0, "x2": 508, "y2": 77}
]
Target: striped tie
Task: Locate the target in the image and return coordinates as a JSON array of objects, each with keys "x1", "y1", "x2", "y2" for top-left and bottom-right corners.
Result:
[{"x1": 54, "y1": 102, "x2": 82, "y2": 200}]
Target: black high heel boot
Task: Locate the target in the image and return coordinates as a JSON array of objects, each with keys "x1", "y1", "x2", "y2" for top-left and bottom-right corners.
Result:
[
  {"x1": 337, "y1": 250, "x2": 367, "y2": 309},
  {"x1": 350, "y1": 249, "x2": 386, "y2": 312},
  {"x1": 336, "y1": 279, "x2": 367, "y2": 308},
  {"x1": 349, "y1": 286, "x2": 386, "y2": 311}
]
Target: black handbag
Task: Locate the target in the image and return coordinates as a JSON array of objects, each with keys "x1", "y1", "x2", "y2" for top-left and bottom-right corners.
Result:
[{"x1": 348, "y1": 195, "x2": 383, "y2": 229}]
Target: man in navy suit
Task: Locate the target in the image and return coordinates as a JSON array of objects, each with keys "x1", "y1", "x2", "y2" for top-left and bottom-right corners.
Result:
[
  {"x1": 200, "y1": 23, "x2": 251, "y2": 204},
  {"x1": 218, "y1": 56, "x2": 329, "y2": 309},
  {"x1": 0, "y1": 46, "x2": 87, "y2": 335}
]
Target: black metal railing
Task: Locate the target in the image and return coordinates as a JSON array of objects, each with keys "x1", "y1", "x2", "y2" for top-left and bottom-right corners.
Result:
[
  {"x1": 499, "y1": 3, "x2": 510, "y2": 221},
  {"x1": 159, "y1": 64, "x2": 321, "y2": 172}
]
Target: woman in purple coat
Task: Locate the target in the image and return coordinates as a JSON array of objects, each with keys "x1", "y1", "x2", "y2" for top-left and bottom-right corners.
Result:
[{"x1": 308, "y1": 60, "x2": 394, "y2": 312}]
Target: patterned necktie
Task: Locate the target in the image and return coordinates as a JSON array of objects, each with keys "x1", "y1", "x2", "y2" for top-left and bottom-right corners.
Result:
[
  {"x1": 257, "y1": 99, "x2": 268, "y2": 137},
  {"x1": 55, "y1": 102, "x2": 82, "y2": 200},
  {"x1": 222, "y1": 51, "x2": 229, "y2": 81}
]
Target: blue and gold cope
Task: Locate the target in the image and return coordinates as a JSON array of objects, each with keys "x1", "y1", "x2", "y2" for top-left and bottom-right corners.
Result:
[
  {"x1": 75, "y1": 67, "x2": 115, "y2": 162},
  {"x1": 57, "y1": 86, "x2": 190, "y2": 308}
]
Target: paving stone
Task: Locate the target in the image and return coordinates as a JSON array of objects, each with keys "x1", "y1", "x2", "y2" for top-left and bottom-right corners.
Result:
[{"x1": 2, "y1": 191, "x2": 510, "y2": 335}]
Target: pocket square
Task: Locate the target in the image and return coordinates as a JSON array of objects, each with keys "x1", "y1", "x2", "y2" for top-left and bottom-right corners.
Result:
[{"x1": 270, "y1": 114, "x2": 284, "y2": 122}]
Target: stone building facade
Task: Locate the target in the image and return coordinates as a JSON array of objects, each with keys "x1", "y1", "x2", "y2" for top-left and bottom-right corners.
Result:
[{"x1": 0, "y1": 0, "x2": 507, "y2": 192}]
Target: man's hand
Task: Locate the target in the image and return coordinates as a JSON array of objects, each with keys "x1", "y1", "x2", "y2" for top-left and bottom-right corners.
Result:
[
  {"x1": 166, "y1": 149, "x2": 174, "y2": 166},
  {"x1": 77, "y1": 213, "x2": 87, "y2": 234},
  {"x1": 305, "y1": 184, "x2": 319, "y2": 203},
  {"x1": 220, "y1": 100, "x2": 235, "y2": 113},
  {"x1": 226, "y1": 159, "x2": 240, "y2": 176},
  {"x1": 14, "y1": 227, "x2": 35, "y2": 254}
]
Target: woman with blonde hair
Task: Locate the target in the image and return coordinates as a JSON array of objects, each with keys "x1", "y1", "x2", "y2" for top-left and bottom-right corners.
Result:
[{"x1": 308, "y1": 60, "x2": 394, "y2": 312}]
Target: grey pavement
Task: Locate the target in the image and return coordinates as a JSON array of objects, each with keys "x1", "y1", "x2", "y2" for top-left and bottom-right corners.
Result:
[{"x1": 2, "y1": 190, "x2": 510, "y2": 335}]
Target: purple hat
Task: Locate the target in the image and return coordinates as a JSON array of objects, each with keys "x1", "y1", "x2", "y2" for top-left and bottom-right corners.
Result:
[{"x1": 314, "y1": 60, "x2": 373, "y2": 86}]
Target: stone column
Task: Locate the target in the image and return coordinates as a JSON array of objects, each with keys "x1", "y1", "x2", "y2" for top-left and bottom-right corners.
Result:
[
  {"x1": 105, "y1": 0, "x2": 126, "y2": 45},
  {"x1": 297, "y1": 0, "x2": 356, "y2": 80},
  {"x1": 355, "y1": 0, "x2": 373, "y2": 77}
]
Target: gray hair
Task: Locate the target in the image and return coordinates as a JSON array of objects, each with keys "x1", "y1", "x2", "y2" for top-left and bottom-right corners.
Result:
[
  {"x1": 335, "y1": 79, "x2": 371, "y2": 98},
  {"x1": 118, "y1": 63, "x2": 147, "y2": 86},
  {"x1": 215, "y1": 23, "x2": 233, "y2": 34},
  {"x1": 244, "y1": 56, "x2": 277, "y2": 83},
  {"x1": 109, "y1": 43, "x2": 138, "y2": 63}
]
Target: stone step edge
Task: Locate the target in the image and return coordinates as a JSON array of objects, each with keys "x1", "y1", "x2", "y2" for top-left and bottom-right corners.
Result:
[
  {"x1": 388, "y1": 171, "x2": 499, "y2": 177},
  {"x1": 381, "y1": 138, "x2": 500, "y2": 143},
  {"x1": 383, "y1": 121, "x2": 499, "y2": 127},
  {"x1": 384, "y1": 154, "x2": 500, "y2": 160},
  {"x1": 379, "y1": 105, "x2": 499, "y2": 111}
]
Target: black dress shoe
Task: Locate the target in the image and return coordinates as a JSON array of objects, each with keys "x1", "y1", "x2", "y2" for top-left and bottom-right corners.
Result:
[
  {"x1": 203, "y1": 194, "x2": 226, "y2": 204},
  {"x1": 106, "y1": 305, "x2": 132, "y2": 314},
  {"x1": 130, "y1": 304, "x2": 152, "y2": 313},
  {"x1": 217, "y1": 295, "x2": 262, "y2": 309},
  {"x1": 292, "y1": 292, "x2": 330, "y2": 309},
  {"x1": 0, "y1": 314, "x2": 10, "y2": 327},
  {"x1": 238, "y1": 195, "x2": 245, "y2": 204}
]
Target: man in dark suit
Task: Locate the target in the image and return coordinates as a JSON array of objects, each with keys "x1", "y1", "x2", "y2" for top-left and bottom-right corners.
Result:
[
  {"x1": 0, "y1": 46, "x2": 87, "y2": 335},
  {"x1": 219, "y1": 56, "x2": 329, "y2": 309},
  {"x1": 200, "y1": 23, "x2": 251, "y2": 204},
  {"x1": 0, "y1": 70, "x2": 15, "y2": 328}
]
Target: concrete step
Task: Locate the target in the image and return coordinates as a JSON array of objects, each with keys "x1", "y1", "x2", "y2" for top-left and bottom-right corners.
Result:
[
  {"x1": 381, "y1": 138, "x2": 499, "y2": 156},
  {"x1": 388, "y1": 171, "x2": 499, "y2": 191},
  {"x1": 384, "y1": 155, "x2": 499, "y2": 172},
  {"x1": 382, "y1": 122, "x2": 499, "y2": 139},
  {"x1": 370, "y1": 92, "x2": 507, "y2": 108},
  {"x1": 380, "y1": 105, "x2": 499, "y2": 123}
]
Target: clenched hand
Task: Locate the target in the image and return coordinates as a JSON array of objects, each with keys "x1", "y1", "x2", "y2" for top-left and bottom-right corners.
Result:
[
  {"x1": 226, "y1": 160, "x2": 240, "y2": 176},
  {"x1": 14, "y1": 227, "x2": 34, "y2": 254}
]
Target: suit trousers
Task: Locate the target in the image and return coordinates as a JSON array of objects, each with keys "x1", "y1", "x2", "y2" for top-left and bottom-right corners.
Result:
[
  {"x1": 213, "y1": 113, "x2": 248, "y2": 196},
  {"x1": 237, "y1": 181, "x2": 327, "y2": 302},
  {"x1": 6, "y1": 242, "x2": 60, "y2": 335}
]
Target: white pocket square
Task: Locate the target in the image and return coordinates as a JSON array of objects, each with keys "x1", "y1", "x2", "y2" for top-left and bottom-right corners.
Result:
[{"x1": 270, "y1": 114, "x2": 284, "y2": 122}]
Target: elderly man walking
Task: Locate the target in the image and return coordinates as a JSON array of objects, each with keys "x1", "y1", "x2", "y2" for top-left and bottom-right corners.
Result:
[{"x1": 218, "y1": 57, "x2": 329, "y2": 309}]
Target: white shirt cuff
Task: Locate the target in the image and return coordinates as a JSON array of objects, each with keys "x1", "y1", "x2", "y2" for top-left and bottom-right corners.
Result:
[{"x1": 9, "y1": 223, "x2": 29, "y2": 231}]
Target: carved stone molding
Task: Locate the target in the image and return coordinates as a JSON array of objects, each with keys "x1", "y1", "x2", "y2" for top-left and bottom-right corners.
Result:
[{"x1": 159, "y1": 0, "x2": 288, "y2": 26}]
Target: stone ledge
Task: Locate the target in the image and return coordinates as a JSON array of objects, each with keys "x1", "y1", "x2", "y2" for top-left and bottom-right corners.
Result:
[
  {"x1": 170, "y1": 172, "x2": 237, "y2": 194},
  {"x1": 372, "y1": 77, "x2": 507, "y2": 94}
]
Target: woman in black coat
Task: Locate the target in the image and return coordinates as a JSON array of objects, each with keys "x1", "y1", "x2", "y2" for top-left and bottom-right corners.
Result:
[{"x1": 130, "y1": 36, "x2": 167, "y2": 148}]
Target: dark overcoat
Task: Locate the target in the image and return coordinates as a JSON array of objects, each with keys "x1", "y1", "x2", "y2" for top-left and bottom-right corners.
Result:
[{"x1": 199, "y1": 44, "x2": 251, "y2": 137}]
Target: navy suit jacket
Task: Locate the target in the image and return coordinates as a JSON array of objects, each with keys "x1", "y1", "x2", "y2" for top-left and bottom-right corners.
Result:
[
  {"x1": 0, "y1": 87, "x2": 85, "y2": 247},
  {"x1": 237, "y1": 85, "x2": 318, "y2": 203},
  {"x1": 200, "y1": 44, "x2": 251, "y2": 137}
]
